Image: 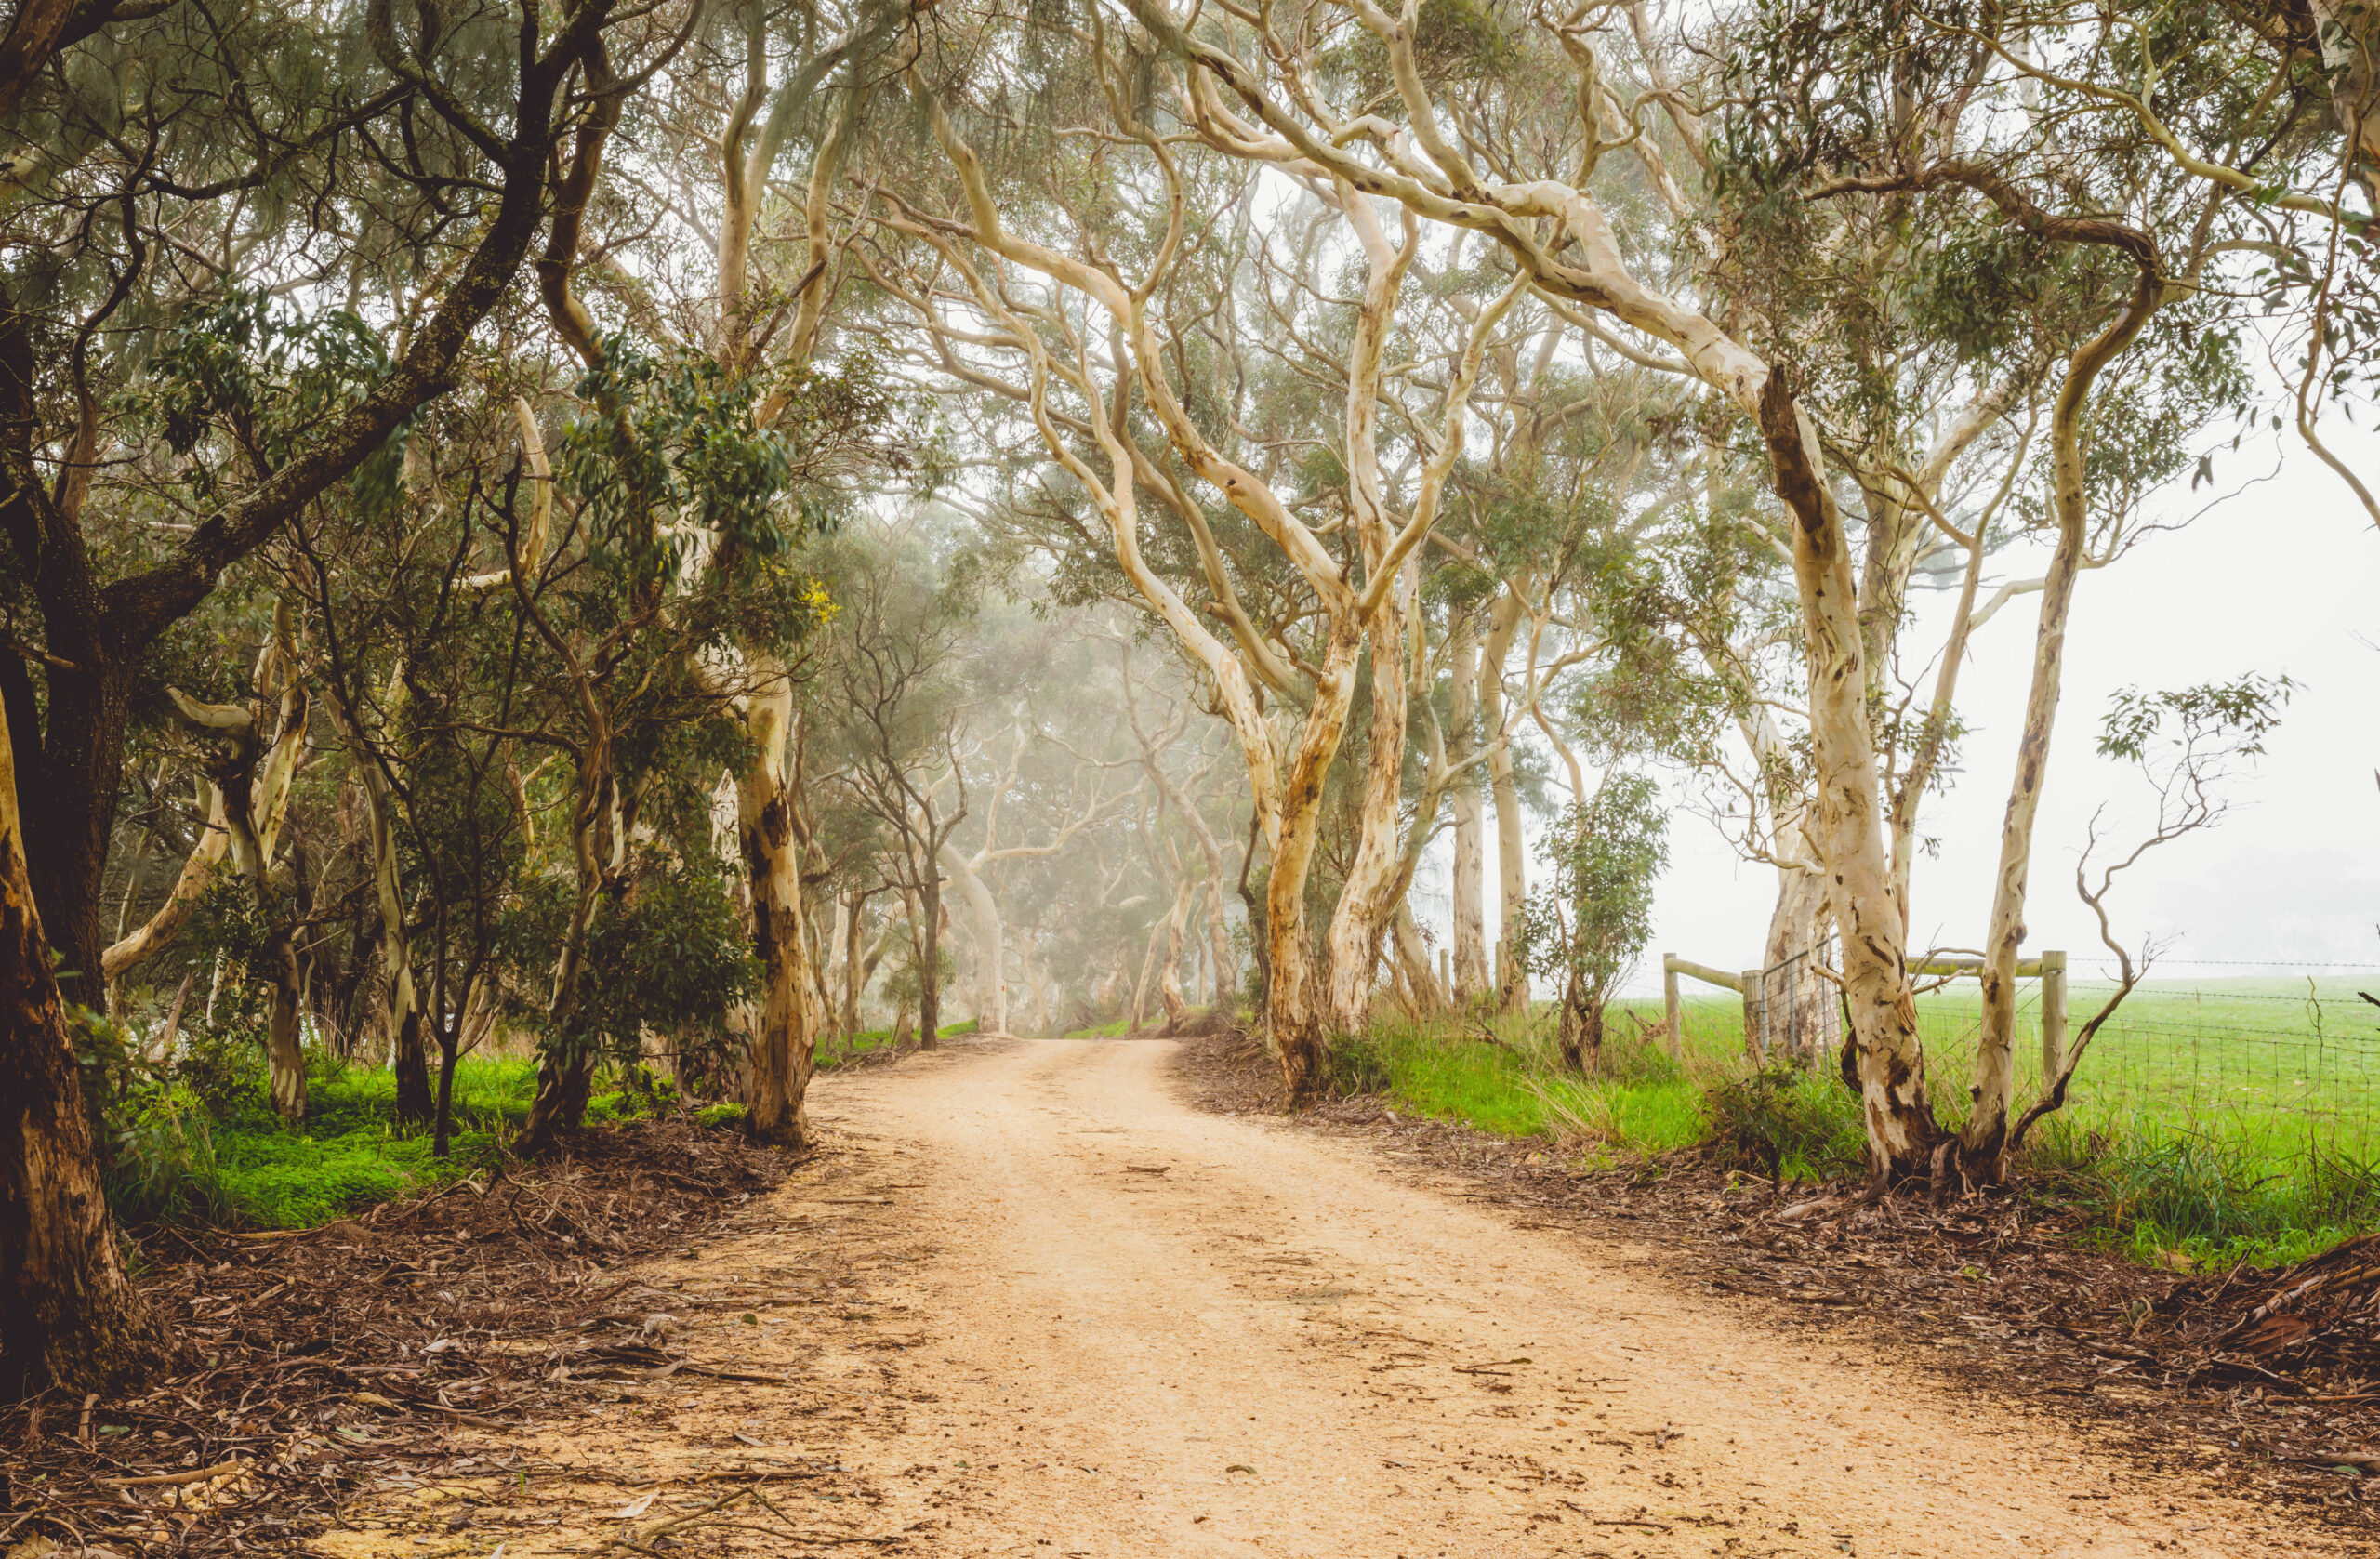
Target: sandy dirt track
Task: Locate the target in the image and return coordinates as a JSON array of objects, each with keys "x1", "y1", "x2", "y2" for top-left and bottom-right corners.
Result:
[{"x1": 335, "y1": 1037, "x2": 2338, "y2": 1558}]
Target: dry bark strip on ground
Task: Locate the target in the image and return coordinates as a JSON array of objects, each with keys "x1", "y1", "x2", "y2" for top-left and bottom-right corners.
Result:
[{"x1": 1179, "y1": 1027, "x2": 2380, "y2": 1539}]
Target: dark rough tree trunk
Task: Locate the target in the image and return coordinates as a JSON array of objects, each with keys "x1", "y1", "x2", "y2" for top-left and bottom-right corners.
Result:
[
  {"x1": 12, "y1": 654, "x2": 137, "y2": 1014},
  {"x1": 392, "y1": 1006, "x2": 433, "y2": 1125},
  {"x1": 0, "y1": 708, "x2": 165, "y2": 1396}
]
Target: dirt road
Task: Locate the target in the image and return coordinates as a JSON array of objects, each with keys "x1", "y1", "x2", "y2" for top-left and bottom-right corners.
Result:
[{"x1": 336, "y1": 1037, "x2": 2335, "y2": 1557}]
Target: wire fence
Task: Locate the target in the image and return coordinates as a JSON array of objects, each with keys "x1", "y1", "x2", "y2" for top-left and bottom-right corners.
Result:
[{"x1": 1904, "y1": 959, "x2": 2380, "y2": 1163}]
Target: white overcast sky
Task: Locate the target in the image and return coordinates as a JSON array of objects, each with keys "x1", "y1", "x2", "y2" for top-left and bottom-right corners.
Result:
[{"x1": 1413, "y1": 421, "x2": 2380, "y2": 995}]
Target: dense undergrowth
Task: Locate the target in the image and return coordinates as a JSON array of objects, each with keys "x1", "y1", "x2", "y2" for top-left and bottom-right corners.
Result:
[{"x1": 1330, "y1": 998, "x2": 2380, "y2": 1271}]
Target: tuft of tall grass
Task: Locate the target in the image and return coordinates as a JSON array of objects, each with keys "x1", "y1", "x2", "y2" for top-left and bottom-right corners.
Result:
[{"x1": 2029, "y1": 1111, "x2": 2380, "y2": 1268}]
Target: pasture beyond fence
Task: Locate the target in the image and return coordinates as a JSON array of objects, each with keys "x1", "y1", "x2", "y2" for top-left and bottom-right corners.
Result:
[{"x1": 1659, "y1": 953, "x2": 2380, "y2": 1167}]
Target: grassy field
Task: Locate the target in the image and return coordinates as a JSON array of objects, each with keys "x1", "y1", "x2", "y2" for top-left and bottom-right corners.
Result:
[{"x1": 1339, "y1": 977, "x2": 2380, "y2": 1270}]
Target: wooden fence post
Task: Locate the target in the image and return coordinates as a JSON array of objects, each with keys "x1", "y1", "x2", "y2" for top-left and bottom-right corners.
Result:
[
  {"x1": 1741, "y1": 968, "x2": 1765, "y2": 1065},
  {"x1": 1438, "y1": 947, "x2": 1451, "y2": 1007},
  {"x1": 1661, "y1": 954, "x2": 1682, "y2": 1061},
  {"x1": 2040, "y1": 949, "x2": 2068, "y2": 1083}
]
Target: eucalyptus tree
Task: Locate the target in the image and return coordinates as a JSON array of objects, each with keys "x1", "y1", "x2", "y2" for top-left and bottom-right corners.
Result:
[
  {"x1": 872, "y1": 27, "x2": 1530, "y2": 1096},
  {"x1": 1117, "y1": 0, "x2": 2260, "y2": 1179},
  {"x1": 0, "y1": 0, "x2": 681, "y2": 1007},
  {"x1": 2, "y1": 0, "x2": 686, "y2": 1392},
  {"x1": 813, "y1": 519, "x2": 982, "y2": 1050},
  {"x1": 516, "y1": 0, "x2": 921, "y2": 1146}
]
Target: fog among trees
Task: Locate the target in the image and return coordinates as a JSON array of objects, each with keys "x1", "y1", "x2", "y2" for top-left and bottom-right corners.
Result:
[{"x1": 2, "y1": 0, "x2": 2367, "y2": 1398}]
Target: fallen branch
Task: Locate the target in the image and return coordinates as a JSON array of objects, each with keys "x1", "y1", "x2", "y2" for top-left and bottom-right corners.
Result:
[{"x1": 95, "y1": 1460, "x2": 247, "y2": 1488}]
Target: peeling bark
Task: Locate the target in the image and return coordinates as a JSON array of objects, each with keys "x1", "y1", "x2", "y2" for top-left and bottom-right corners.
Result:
[{"x1": 0, "y1": 685, "x2": 165, "y2": 1396}]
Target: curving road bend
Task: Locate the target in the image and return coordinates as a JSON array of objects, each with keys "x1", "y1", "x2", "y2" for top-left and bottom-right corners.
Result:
[{"x1": 804, "y1": 1037, "x2": 2314, "y2": 1559}]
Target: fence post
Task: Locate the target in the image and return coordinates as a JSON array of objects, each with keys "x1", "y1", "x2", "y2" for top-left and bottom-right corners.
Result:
[
  {"x1": 1438, "y1": 946, "x2": 1452, "y2": 1006},
  {"x1": 1741, "y1": 968, "x2": 1765, "y2": 1064},
  {"x1": 2040, "y1": 949, "x2": 2068, "y2": 1083},
  {"x1": 1662, "y1": 954, "x2": 1683, "y2": 1061}
]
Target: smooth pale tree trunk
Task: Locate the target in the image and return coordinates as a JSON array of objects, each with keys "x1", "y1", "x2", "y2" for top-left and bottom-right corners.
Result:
[
  {"x1": 1157, "y1": 878, "x2": 1197, "y2": 1031},
  {"x1": 99, "y1": 779, "x2": 227, "y2": 981},
  {"x1": 941, "y1": 845, "x2": 1006, "y2": 1035},
  {"x1": 1390, "y1": 902, "x2": 1439, "y2": 1011},
  {"x1": 1964, "y1": 273, "x2": 2157, "y2": 1181},
  {"x1": 736, "y1": 667, "x2": 814, "y2": 1148},
  {"x1": 1264, "y1": 620, "x2": 1366, "y2": 1097},
  {"x1": 1023, "y1": 944, "x2": 1052, "y2": 1035},
  {"x1": 1477, "y1": 588, "x2": 1528, "y2": 1011},
  {"x1": 1447, "y1": 611, "x2": 1489, "y2": 999},
  {"x1": 1761, "y1": 865, "x2": 1832, "y2": 1060},
  {"x1": 1324, "y1": 579, "x2": 1414, "y2": 1033},
  {"x1": 0, "y1": 696, "x2": 165, "y2": 1395},
  {"x1": 1757, "y1": 377, "x2": 1937, "y2": 1180}
]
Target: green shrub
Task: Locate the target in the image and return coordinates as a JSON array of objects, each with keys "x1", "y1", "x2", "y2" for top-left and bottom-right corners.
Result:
[
  {"x1": 104, "y1": 1095, "x2": 235, "y2": 1228},
  {"x1": 697, "y1": 1101, "x2": 748, "y2": 1128},
  {"x1": 1699, "y1": 1063, "x2": 1867, "y2": 1186},
  {"x1": 174, "y1": 1018, "x2": 271, "y2": 1121},
  {"x1": 1328, "y1": 1036, "x2": 1394, "y2": 1096}
]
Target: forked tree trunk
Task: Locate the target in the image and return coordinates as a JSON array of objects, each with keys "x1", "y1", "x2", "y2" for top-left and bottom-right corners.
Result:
[
  {"x1": 1390, "y1": 901, "x2": 1439, "y2": 1011},
  {"x1": 1265, "y1": 618, "x2": 1367, "y2": 1098},
  {"x1": 0, "y1": 702, "x2": 165, "y2": 1395},
  {"x1": 1157, "y1": 878, "x2": 1196, "y2": 1032},
  {"x1": 1556, "y1": 971, "x2": 1603, "y2": 1074},
  {"x1": 1757, "y1": 377, "x2": 1937, "y2": 1181},
  {"x1": 1323, "y1": 581, "x2": 1413, "y2": 1033}
]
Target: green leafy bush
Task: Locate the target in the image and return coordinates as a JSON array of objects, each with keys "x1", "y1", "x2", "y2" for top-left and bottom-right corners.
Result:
[{"x1": 1701, "y1": 1064, "x2": 1868, "y2": 1186}]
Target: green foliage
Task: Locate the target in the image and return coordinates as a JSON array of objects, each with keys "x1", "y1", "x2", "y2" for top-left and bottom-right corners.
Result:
[
  {"x1": 1701, "y1": 1064, "x2": 1869, "y2": 1186},
  {"x1": 101, "y1": 1054, "x2": 542, "y2": 1230},
  {"x1": 1514, "y1": 774, "x2": 1669, "y2": 1029},
  {"x1": 138, "y1": 289, "x2": 408, "y2": 507},
  {"x1": 171, "y1": 1015, "x2": 271, "y2": 1121},
  {"x1": 1319, "y1": 0, "x2": 1522, "y2": 93},
  {"x1": 2097, "y1": 674, "x2": 2293, "y2": 763},
  {"x1": 503, "y1": 860, "x2": 760, "y2": 1076}
]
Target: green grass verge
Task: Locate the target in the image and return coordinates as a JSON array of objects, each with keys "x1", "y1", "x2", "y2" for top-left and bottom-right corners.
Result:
[
  {"x1": 1334, "y1": 994, "x2": 2376, "y2": 1271},
  {"x1": 816, "y1": 1016, "x2": 979, "y2": 1066}
]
